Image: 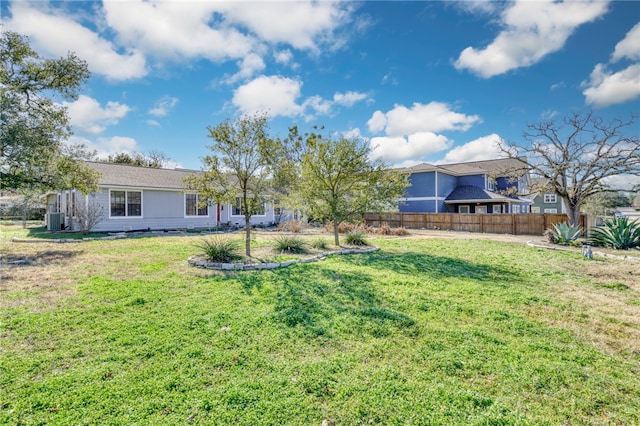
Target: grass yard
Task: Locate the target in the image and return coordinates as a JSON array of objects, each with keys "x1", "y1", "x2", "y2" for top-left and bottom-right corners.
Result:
[{"x1": 1, "y1": 223, "x2": 639, "y2": 425}]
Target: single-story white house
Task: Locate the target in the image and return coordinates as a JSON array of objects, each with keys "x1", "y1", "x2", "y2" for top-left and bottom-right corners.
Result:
[{"x1": 45, "y1": 161, "x2": 283, "y2": 232}]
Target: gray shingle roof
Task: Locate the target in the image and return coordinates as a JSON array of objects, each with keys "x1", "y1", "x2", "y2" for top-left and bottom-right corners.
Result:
[
  {"x1": 401, "y1": 157, "x2": 527, "y2": 176},
  {"x1": 85, "y1": 161, "x2": 200, "y2": 190}
]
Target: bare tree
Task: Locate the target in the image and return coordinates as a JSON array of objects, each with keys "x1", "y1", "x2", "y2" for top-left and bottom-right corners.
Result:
[
  {"x1": 503, "y1": 112, "x2": 640, "y2": 226},
  {"x1": 74, "y1": 199, "x2": 105, "y2": 234}
]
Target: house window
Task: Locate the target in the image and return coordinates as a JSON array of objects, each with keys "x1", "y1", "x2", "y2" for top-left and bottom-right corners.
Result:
[
  {"x1": 110, "y1": 190, "x2": 142, "y2": 217},
  {"x1": 487, "y1": 177, "x2": 496, "y2": 191},
  {"x1": 476, "y1": 206, "x2": 487, "y2": 214},
  {"x1": 273, "y1": 200, "x2": 282, "y2": 216},
  {"x1": 185, "y1": 194, "x2": 208, "y2": 216},
  {"x1": 513, "y1": 205, "x2": 521, "y2": 214},
  {"x1": 232, "y1": 197, "x2": 243, "y2": 216},
  {"x1": 532, "y1": 207, "x2": 540, "y2": 213},
  {"x1": 543, "y1": 194, "x2": 557, "y2": 203},
  {"x1": 232, "y1": 197, "x2": 266, "y2": 216},
  {"x1": 544, "y1": 208, "x2": 558, "y2": 213},
  {"x1": 491, "y1": 205, "x2": 502, "y2": 214},
  {"x1": 459, "y1": 205, "x2": 470, "y2": 213}
]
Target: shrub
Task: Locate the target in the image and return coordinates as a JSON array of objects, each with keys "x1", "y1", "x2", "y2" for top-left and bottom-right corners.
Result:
[
  {"x1": 311, "y1": 238, "x2": 329, "y2": 250},
  {"x1": 391, "y1": 227, "x2": 410, "y2": 236},
  {"x1": 196, "y1": 237, "x2": 241, "y2": 262},
  {"x1": 273, "y1": 235, "x2": 307, "y2": 253},
  {"x1": 345, "y1": 230, "x2": 368, "y2": 246},
  {"x1": 326, "y1": 221, "x2": 372, "y2": 234},
  {"x1": 377, "y1": 222, "x2": 410, "y2": 236},
  {"x1": 277, "y1": 220, "x2": 307, "y2": 233},
  {"x1": 590, "y1": 217, "x2": 640, "y2": 250},
  {"x1": 548, "y1": 222, "x2": 582, "y2": 245}
]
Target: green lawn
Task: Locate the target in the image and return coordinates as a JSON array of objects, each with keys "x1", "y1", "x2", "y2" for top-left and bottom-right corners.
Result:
[{"x1": 1, "y1": 224, "x2": 639, "y2": 425}]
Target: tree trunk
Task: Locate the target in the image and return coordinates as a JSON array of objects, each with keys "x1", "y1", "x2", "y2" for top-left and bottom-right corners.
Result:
[
  {"x1": 244, "y1": 214, "x2": 251, "y2": 257},
  {"x1": 565, "y1": 200, "x2": 581, "y2": 228},
  {"x1": 333, "y1": 218, "x2": 340, "y2": 246}
]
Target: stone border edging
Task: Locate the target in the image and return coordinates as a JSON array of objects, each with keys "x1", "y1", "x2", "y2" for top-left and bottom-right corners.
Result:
[
  {"x1": 526, "y1": 241, "x2": 640, "y2": 261},
  {"x1": 188, "y1": 246, "x2": 380, "y2": 271}
]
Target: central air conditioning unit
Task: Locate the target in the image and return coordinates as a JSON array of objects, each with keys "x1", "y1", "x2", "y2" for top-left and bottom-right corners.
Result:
[{"x1": 46, "y1": 212, "x2": 65, "y2": 231}]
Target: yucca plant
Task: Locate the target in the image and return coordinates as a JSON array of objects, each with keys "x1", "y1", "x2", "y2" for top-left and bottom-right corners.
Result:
[
  {"x1": 548, "y1": 222, "x2": 582, "y2": 245},
  {"x1": 273, "y1": 234, "x2": 307, "y2": 253},
  {"x1": 590, "y1": 217, "x2": 640, "y2": 250},
  {"x1": 195, "y1": 236, "x2": 241, "y2": 262}
]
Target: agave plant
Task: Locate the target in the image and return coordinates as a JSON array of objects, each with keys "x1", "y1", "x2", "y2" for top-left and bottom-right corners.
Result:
[
  {"x1": 590, "y1": 217, "x2": 640, "y2": 250},
  {"x1": 548, "y1": 222, "x2": 582, "y2": 245}
]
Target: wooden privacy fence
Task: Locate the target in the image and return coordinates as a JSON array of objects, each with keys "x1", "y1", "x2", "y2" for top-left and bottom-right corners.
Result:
[{"x1": 363, "y1": 212, "x2": 591, "y2": 236}]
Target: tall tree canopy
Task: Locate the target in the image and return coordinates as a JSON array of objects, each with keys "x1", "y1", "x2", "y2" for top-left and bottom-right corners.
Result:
[
  {"x1": 185, "y1": 113, "x2": 274, "y2": 257},
  {"x1": 292, "y1": 129, "x2": 408, "y2": 245},
  {"x1": 106, "y1": 150, "x2": 171, "y2": 168},
  {"x1": 504, "y1": 112, "x2": 640, "y2": 226},
  {"x1": 0, "y1": 30, "x2": 98, "y2": 193}
]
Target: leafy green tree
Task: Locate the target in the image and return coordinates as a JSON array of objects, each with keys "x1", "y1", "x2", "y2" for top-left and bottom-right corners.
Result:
[
  {"x1": 295, "y1": 131, "x2": 408, "y2": 246},
  {"x1": 185, "y1": 113, "x2": 274, "y2": 257},
  {"x1": 1, "y1": 29, "x2": 98, "y2": 193},
  {"x1": 106, "y1": 150, "x2": 171, "y2": 168},
  {"x1": 582, "y1": 191, "x2": 631, "y2": 217},
  {"x1": 503, "y1": 112, "x2": 640, "y2": 226}
]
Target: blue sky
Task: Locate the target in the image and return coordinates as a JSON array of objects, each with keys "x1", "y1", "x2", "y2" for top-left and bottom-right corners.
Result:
[{"x1": 2, "y1": 0, "x2": 639, "y2": 174}]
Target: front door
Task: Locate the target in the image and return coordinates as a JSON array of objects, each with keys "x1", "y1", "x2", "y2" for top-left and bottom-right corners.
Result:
[{"x1": 476, "y1": 205, "x2": 487, "y2": 214}]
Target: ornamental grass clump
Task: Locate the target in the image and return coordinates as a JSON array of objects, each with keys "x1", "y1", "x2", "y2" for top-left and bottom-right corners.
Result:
[
  {"x1": 196, "y1": 236, "x2": 242, "y2": 262},
  {"x1": 590, "y1": 217, "x2": 640, "y2": 250},
  {"x1": 345, "y1": 230, "x2": 368, "y2": 246},
  {"x1": 273, "y1": 234, "x2": 307, "y2": 253},
  {"x1": 311, "y1": 238, "x2": 329, "y2": 250}
]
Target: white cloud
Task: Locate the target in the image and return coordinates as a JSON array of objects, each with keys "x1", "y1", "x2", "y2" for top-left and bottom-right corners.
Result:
[
  {"x1": 452, "y1": 0, "x2": 500, "y2": 15},
  {"x1": 66, "y1": 135, "x2": 140, "y2": 159},
  {"x1": 218, "y1": 2, "x2": 353, "y2": 52},
  {"x1": 370, "y1": 133, "x2": 451, "y2": 164},
  {"x1": 582, "y1": 63, "x2": 640, "y2": 107},
  {"x1": 367, "y1": 102, "x2": 480, "y2": 137},
  {"x1": 581, "y1": 22, "x2": 640, "y2": 107},
  {"x1": 223, "y1": 53, "x2": 267, "y2": 84},
  {"x1": 343, "y1": 128, "x2": 362, "y2": 140},
  {"x1": 455, "y1": 0, "x2": 609, "y2": 78},
  {"x1": 6, "y1": 2, "x2": 147, "y2": 80},
  {"x1": 102, "y1": 0, "x2": 254, "y2": 63},
  {"x1": 611, "y1": 22, "x2": 640, "y2": 62},
  {"x1": 333, "y1": 91, "x2": 369, "y2": 107},
  {"x1": 603, "y1": 174, "x2": 640, "y2": 191},
  {"x1": 274, "y1": 49, "x2": 293, "y2": 65},
  {"x1": 149, "y1": 96, "x2": 179, "y2": 117},
  {"x1": 438, "y1": 134, "x2": 505, "y2": 164},
  {"x1": 64, "y1": 95, "x2": 131, "y2": 136},
  {"x1": 232, "y1": 76, "x2": 370, "y2": 119},
  {"x1": 232, "y1": 75, "x2": 303, "y2": 117},
  {"x1": 147, "y1": 120, "x2": 161, "y2": 127}
]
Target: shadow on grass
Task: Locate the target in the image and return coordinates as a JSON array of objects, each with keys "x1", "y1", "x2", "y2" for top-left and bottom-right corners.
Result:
[
  {"x1": 2, "y1": 250, "x2": 84, "y2": 267},
  {"x1": 236, "y1": 266, "x2": 415, "y2": 337},
  {"x1": 340, "y1": 250, "x2": 524, "y2": 283},
  {"x1": 26, "y1": 227, "x2": 106, "y2": 239}
]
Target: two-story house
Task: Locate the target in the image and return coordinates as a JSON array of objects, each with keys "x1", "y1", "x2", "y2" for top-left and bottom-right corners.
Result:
[{"x1": 400, "y1": 158, "x2": 531, "y2": 214}]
